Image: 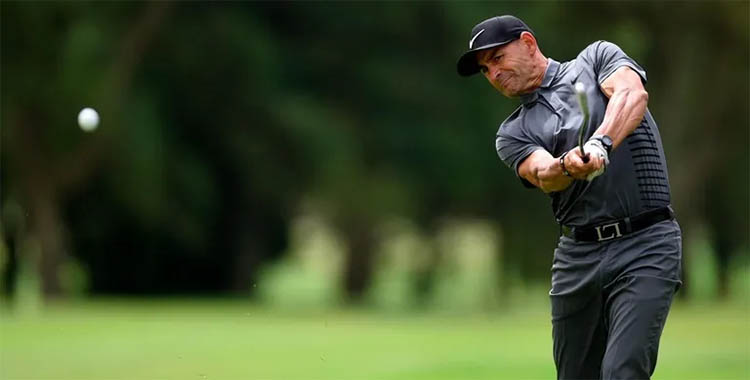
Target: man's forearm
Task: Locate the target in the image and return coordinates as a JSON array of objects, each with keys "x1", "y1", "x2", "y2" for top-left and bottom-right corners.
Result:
[
  {"x1": 595, "y1": 87, "x2": 648, "y2": 150},
  {"x1": 530, "y1": 153, "x2": 574, "y2": 193},
  {"x1": 520, "y1": 146, "x2": 606, "y2": 193}
]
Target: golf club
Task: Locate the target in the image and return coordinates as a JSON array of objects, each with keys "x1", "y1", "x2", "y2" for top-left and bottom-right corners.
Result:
[{"x1": 574, "y1": 82, "x2": 590, "y2": 163}]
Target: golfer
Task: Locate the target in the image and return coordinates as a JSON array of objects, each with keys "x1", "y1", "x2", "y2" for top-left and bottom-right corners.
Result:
[{"x1": 457, "y1": 15, "x2": 682, "y2": 379}]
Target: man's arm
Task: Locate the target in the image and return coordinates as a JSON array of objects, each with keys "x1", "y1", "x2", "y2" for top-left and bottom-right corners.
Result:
[
  {"x1": 595, "y1": 66, "x2": 649, "y2": 149},
  {"x1": 517, "y1": 148, "x2": 603, "y2": 193}
]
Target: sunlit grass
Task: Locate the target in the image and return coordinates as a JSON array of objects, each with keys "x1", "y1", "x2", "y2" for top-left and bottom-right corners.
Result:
[{"x1": 1, "y1": 298, "x2": 747, "y2": 380}]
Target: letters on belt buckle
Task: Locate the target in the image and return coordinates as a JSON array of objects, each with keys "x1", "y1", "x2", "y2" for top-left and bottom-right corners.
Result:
[{"x1": 595, "y1": 222, "x2": 622, "y2": 241}]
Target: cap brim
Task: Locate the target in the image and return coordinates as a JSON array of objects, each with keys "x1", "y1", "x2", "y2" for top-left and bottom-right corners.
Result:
[{"x1": 456, "y1": 40, "x2": 515, "y2": 77}]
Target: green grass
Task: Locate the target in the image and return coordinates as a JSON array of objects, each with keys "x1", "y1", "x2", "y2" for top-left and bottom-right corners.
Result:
[{"x1": 1, "y1": 299, "x2": 748, "y2": 380}]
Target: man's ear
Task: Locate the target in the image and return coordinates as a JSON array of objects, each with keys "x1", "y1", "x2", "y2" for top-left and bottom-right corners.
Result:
[{"x1": 519, "y1": 31, "x2": 537, "y2": 54}]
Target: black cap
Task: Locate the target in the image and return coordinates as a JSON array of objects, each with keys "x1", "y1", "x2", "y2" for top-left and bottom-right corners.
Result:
[{"x1": 456, "y1": 15, "x2": 534, "y2": 77}]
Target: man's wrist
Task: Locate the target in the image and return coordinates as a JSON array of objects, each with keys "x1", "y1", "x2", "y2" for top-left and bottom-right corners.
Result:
[
  {"x1": 559, "y1": 152, "x2": 572, "y2": 177},
  {"x1": 589, "y1": 134, "x2": 613, "y2": 154}
]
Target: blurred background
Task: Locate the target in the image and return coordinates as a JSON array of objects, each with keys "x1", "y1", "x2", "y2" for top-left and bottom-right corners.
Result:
[{"x1": 1, "y1": 2, "x2": 748, "y2": 379}]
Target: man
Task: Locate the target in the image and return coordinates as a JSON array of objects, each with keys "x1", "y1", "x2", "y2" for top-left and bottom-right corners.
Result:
[{"x1": 457, "y1": 15, "x2": 682, "y2": 379}]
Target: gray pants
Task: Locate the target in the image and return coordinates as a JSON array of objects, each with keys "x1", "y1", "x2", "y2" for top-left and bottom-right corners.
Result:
[{"x1": 550, "y1": 219, "x2": 682, "y2": 380}]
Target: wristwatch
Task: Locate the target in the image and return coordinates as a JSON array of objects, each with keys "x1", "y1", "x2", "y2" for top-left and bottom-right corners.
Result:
[{"x1": 591, "y1": 134, "x2": 613, "y2": 154}]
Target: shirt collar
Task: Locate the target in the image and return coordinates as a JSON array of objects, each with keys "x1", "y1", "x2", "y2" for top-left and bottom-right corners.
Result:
[
  {"x1": 540, "y1": 58, "x2": 559, "y2": 88},
  {"x1": 521, "y1": 58, "x2": 560, "y2": 105}
]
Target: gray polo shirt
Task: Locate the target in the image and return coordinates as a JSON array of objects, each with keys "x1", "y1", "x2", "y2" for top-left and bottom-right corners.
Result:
[{"x1": 495, "y1": 41, "x2": 671, "y2": 227}]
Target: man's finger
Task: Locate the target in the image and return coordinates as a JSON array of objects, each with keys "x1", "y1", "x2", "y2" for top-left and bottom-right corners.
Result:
[{"x1": 597, "y1": 158, "x2": 605, "y2": 171}]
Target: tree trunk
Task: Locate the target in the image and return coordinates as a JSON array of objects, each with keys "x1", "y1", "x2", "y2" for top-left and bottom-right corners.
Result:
[
  {"x1": 713, "y1": 227, "x2": 732, "y2": 300},
  {"x1": 341, "y1": 221, "x2": 376, "y2": 303},
  {"x1": 28, "y1": 189, "x2": 67, "y2": 296}
]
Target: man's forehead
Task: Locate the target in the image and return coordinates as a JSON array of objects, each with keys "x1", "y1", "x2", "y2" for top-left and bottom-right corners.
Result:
[{"x1": 476, "y1": 45, "x2": 507, "y2": 63}]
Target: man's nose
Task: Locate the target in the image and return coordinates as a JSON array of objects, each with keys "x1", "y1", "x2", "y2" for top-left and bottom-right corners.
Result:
[{"x1": 490, "y1": 67, "x2": 502, "y2": 80}]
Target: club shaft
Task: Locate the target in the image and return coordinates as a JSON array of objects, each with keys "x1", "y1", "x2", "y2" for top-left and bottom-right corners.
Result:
[{"x1": 576, "y1": 90, "x2": 590, "y2": 161}]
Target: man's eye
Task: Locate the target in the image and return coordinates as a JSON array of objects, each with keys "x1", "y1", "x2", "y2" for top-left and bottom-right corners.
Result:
[{"x1": 493, "y1": 55, "x2": 502, "y2": 62}]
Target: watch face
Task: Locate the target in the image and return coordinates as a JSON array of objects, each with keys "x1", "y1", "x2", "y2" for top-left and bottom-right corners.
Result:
[{"x1": 601, "y1": 135, "x2": 613, "y2": 152}]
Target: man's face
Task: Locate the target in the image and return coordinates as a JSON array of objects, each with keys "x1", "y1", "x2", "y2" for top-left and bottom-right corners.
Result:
[{"x1": 476, "y1": 39, "x2": 535, "y2": 97}]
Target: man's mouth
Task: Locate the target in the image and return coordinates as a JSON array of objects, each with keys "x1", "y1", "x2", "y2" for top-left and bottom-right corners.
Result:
[
  {"x1": 498, "y1": 76, "x2": 511, "y2": 89},
  {"x1": 497, "y1": 77, "x2": 508, "y2": 90}
]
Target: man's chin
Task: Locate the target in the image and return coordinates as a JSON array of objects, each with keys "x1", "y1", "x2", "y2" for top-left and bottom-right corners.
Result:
[
  {"x1": 494, "y1": 84, "x2": 525, "y2": 98},
  {"x1": 505, "y1": 87, "x2": 537, "y2": 98},
  {"x1": 499, "y1": 88, "x2": 521, "y2": 98}
]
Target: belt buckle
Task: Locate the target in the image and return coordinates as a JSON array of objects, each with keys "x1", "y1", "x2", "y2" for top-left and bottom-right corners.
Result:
[{"x1": 595, "y1": 222, "x2": 623, "y2": 242}]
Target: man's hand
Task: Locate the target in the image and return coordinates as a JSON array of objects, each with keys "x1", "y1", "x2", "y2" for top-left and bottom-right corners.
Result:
[
  {"x1": 563, "y1": 144, "x2": 607, "y2": 181},
  {"x1": 583, "y1": 139, "x2": 610, "y2": 180}
]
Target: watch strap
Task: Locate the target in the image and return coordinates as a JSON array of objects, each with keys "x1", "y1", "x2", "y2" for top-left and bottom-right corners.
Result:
[{"x1": 560, "y1": 152, "x2": 572, "y2": 177}]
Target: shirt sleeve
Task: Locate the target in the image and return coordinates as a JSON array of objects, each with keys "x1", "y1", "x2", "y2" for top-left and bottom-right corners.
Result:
[
  {"x1": 584, "y1": 40, "x2": 647, "y2": 85},
  {"x1": 495, "y1": 122, "x2": 544, "y2": 188}
]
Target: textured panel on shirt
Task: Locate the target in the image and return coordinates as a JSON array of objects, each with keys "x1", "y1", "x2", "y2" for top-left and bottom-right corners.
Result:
[{"x1": 627, "y1": 123, "x2": 670, "y2": 207}]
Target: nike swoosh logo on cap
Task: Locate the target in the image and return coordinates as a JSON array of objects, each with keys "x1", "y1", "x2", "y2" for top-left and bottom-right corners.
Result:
[{"x1": 469, "y1": 29, "x2": 485, "y2": 49}]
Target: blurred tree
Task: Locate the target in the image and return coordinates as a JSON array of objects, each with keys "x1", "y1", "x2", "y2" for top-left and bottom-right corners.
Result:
[
  {"x1": 1, "y1": 1, "x2": 747, "y2": 302},
  {"x1": 2, "y1": 1, "x2": 172, "y2": 295}
]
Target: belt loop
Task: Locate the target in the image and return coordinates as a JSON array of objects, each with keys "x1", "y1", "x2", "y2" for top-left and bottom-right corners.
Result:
[{"x1": 624, "y1": 217, "x2": 632, "y2": 234}]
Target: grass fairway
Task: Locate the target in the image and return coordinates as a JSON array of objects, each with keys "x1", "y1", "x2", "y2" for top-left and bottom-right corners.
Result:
[{"x1": 1, "y1": 299, "x2": 748, "y2": 379}]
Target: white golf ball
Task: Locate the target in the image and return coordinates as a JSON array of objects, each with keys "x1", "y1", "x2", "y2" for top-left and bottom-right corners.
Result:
[
  {"x1": 78, "y1": 107, "x2": 99, "y2": 132},
  {"x1": 574, "y1": 82, "x2": 586, "y2": 95}
]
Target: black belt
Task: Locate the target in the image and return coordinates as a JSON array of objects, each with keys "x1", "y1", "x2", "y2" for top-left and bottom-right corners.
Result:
[{"x1": 561, "y1": 206, "x2": 674, "y2": 242}]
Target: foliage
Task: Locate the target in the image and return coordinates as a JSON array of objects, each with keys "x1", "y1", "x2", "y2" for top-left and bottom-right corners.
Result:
[{"x1": 1, "y1": 2, "x2": 748, "y2": 298}]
